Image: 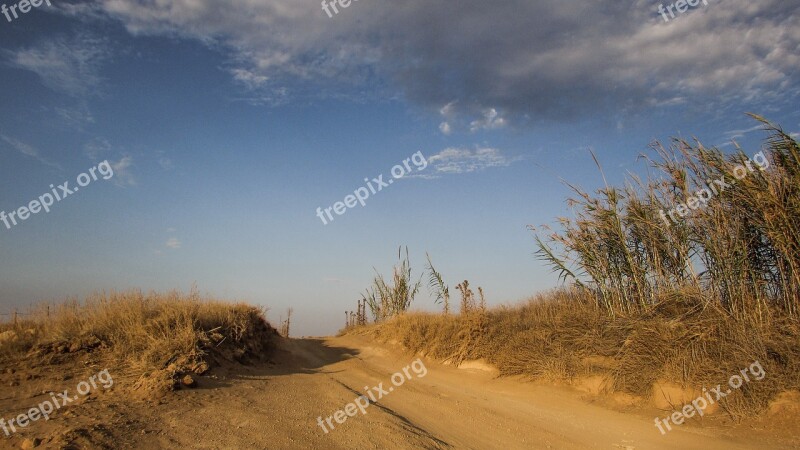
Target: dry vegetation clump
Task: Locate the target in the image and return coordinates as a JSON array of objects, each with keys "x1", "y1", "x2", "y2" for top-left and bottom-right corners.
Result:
[
  {"x1": 359, "y1": 246, "x2": 422, "y2": 323},
  {"x1": 532, "y1": 115, "x2": 799, "y2": 318},
  {"x1": 360, "y1": 288, "x2": 800, "y2": 418},
  {"x1": 0, "y1": 289, "x2": 279, "y2": 395}
]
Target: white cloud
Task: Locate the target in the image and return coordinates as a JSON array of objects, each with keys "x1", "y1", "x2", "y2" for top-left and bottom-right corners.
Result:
[
  {"x1": 437, "y1": 101, "x2": 457, "y2": 134},
  {"x1": 428, "y1": 147, "x2": 517, "y2": 175},
  {"x1": 469, "y1": 108, "x2": 507, "y2": 132},
  {"x1": 110, "y1": 156, "x2": 136, "y2": 186},
  {"x1": 438, "y1": 102, "x2": 506, "y2": 133},
  {"x1": 440, "y1": 101, "x2": 457, "y2": 117},
  {"x1": 166, "y1": 238, "x2": 181, "y2": 249},
  {"x1": 231, "y1": 68, "x2": 269, "y2": 90}
]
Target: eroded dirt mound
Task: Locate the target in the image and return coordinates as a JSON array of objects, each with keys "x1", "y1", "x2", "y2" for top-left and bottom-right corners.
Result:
[{"x1": 0, "y1": 295, "x2": 282, "y2": 449}]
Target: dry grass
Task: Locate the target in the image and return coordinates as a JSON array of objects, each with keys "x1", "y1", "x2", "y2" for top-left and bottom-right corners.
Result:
[
  {"x1": 355, "y1": 288, "x2": 800, "y2": 418},
  {"x1": 0, "y1": 289, "x2": 279, "y2": 393}
]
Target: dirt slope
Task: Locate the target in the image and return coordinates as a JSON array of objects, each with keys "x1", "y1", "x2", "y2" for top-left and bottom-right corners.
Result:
[{"x1": 2, "y1": 335, "x2": 797, "y2": 449}]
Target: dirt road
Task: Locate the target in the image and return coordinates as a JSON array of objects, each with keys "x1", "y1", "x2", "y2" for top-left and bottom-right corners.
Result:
[
  {"x1": 4, "y1": 334, "x2": 795, "y2": 449},
  {"x1": 129, "y1": 335, "x2": 794, "y2": 450}
]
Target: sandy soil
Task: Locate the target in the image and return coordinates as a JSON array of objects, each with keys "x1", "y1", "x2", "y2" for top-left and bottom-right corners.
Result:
[{"x1": 1, "y1": 335, "x2": 798, "y2": 449}]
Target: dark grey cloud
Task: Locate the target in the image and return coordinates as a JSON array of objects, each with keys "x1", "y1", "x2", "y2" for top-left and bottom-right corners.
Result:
[{"x1": 70, "y1": 0, "x2": 800, "y2": 124}]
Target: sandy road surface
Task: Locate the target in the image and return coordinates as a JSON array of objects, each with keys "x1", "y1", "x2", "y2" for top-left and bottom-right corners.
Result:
[{"x1": 131, "y1": 335, "x2": 795, "y2": 450}]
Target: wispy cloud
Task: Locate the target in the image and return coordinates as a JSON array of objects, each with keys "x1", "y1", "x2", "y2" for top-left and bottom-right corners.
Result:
[
  {"x1": 0, "y1": 134, "x2": 60, "y2": 169},
  {"x1": 53, "y1": 104, "x2": 95, "y2": 129},
  {"x1": 84, "y1": 137, "x2": 112, "y2": 159},
  {"x1": 5, "y1": 33, "x2": 109, "y2": 97},
  {"x1": 158, "y1": 157, "x2": 173, "y2": 170},
  {"x1": 166, "y1": 238, "x2": 181, "y2": 249},
  {"x1": 723, "y1": 124, "x2": 765, "y2": 140},
  {"x1": 425, "y1": 147, "x2": 518, "y2": 176}
]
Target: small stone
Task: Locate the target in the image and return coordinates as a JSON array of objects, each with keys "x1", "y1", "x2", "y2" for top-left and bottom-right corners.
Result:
[
  {"x1": 20, "y1": 437, "x2": 41, "y2": 449},
  {"x1": 192, "y1": 362, "x2": 210, "y2": 375},
  {"x1": 181, "y1": 375, "x2": 197, "y2": 388}
]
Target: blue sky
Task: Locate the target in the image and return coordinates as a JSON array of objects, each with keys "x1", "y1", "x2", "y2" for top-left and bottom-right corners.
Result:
[{"x1": 1, "y1": 0, "x2": 798, "y2": 335}]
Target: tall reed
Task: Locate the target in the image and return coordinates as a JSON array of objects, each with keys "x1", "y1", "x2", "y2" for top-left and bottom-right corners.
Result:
[
  {"x1": 361, "y1": 246, "x2": 421, "y2": 321},
  {"x1": 533, "y1": 115, "x2": 800, "y2": 319}
]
